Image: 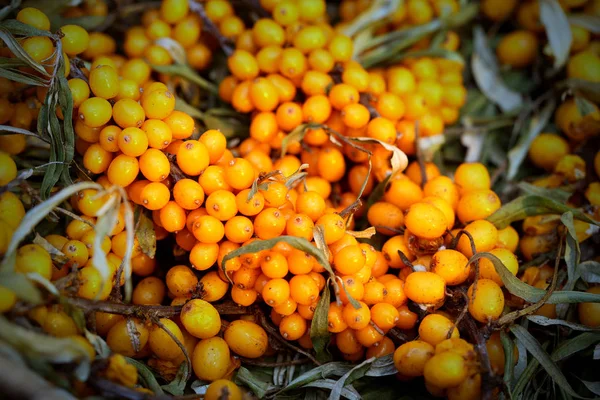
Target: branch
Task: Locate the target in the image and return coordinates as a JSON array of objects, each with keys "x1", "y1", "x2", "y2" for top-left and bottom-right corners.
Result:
[
  {"x1": 188, "y1": 0, "x2": 234, "y2": 56},
  {"x1": 64, "y1": 297, "x2": 248, "y2": 318}
]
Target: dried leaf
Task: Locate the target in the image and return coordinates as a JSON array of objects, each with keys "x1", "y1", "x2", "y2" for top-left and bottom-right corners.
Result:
[
  {"x1": 136, "y1": 211, "x2": 156, "y2": 259},
  {"x1": 155, "y1": 37, "x2": 187, "y2": 65},
  {"x1": 235, "y1": 366, "x2": 275, "y2": 399},
  {"x1": 0, "y1": 272, "x2": 42, "y2": 304},
  {"x1": 350, "y1": 137, "x2": 409, "y2": 176},
  {"x1": 540, "y1": 0, "x2": 572, "y2": 69},
  {"x1": 84, "y1": 329, "x2": 110, "y2": 358},
  {"x1": 346, "y1": 227, "x2": 376, "y2": 239}
]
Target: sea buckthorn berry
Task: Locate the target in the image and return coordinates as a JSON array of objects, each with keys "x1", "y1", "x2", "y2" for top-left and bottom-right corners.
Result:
[
  {"x1": 77, "y1": 265, "x2": 112, "y2": 300},
  {"x1": 83, "y1": 143, "x2": 112, "y2": 174},
  {"x1": 341, "y1": 103, "x2": 370, "y2": 129},
  {"x1": 456, "y1": 220, "x2": 499, "y2": 257},
  {"x1": 107, "y1": 319, "x2": 148, "y2": 357},
  {"x1": 22, "y1": 36, "x2": 54, "y2": 63},
  {"x1": 223, "y1": 215, "x2": 253, "y2": 244},
  {"x1": 139, "y1": 149, "x2": 170, "y2": 182},
  {"x1": 366, "y1": 336, "x2": 395, "y2": 359},
  {"x1": 315, "y1": 213, "x2": 345, "y2": 244},
  {"x1": 394, "y1": 340, "x2": 435, "y2": 377},
  {"x1": 431, "y1": 249, "x2": 470, "y2": 286},
  {"x1": 173, "y1": 179, "x2": 204, "y2": 210},
  {"x1": 383, "y1": 278, "x2": 408, "y2": 308},
  {"x1": 496, "y1": 225, "x2": 519, "y2": 253},
  {"x1": 405, "y1": 202, "x2": 448, "y2": 240},
  {"x1": 235, "y1": 189, "x2": 265, "y2": 217},
  {"x1": 132, "y1": 276, "x2": 166, "y2": 305},
  {"x1": 578, "y1": 287, "x2": 600, "y2": 327},
  {"x1": 260, "y1": 251, "x2": 289, "y2": 279},
  {"x1": 79, "y1": 97, "x2": 112, "y2": 128},
  {"x1": 327, "y1": 302, "x2": 348, "y2": 333},
  {"x1": 149, "y1": 318, "x2": 184, "y2": 361},
  {"x1": 112, "y1": 99, "x2": 145, "y2": 129},
  {"x1": 254, "y1": 207, "x2": 286, "y2": 239},
  {"x1": 228, "y1": 50, "x2": 259, "y2": 80},
  {"x1": 404, "y1": 271, "x2": 446, "y2": 305},
  {"x1": 454, "y1": 162, "x2": 490, "y2": 194},
  {"x1": 68, "y1": 78, "x2": 90, "y2": 108},
  {"x1": 296, "y1": 190, "x2": 326, "y2": 222},
  {"x1": 16, "y1": 244, "x2": 53, "y2": 281},
  {"x1": 355, "y1": 325, "x2": 385, "y2": 348},
  {"x1": 262, "y1": 278, "x2": 290, "y2": 307},
  {"x1": 107, "y1": 154, "x2": 139, "y2": 187},
  {"x1": 342, "y1": 301, "x2": 371, "y2": 330},
  {"x1": 371, "y1": 303, "x2": 400, "y2": 330},
  {"x1": 419, "y1": 314, "x2": 459, "y2": 346},
  {"x1": 496, "y1": 30, "x2": 538, "y2": 68},
  {"x1": 363, "y1": 281, "x2": 386, "y2": 305},
  {"x1": 181, "y1": 299, "x2": 221, "y2": 339},
  {"x1": 193, "y1": 215, "x2": 225, "y2": 244},
  {"x1": 252, "y1": 18, "x2": 285, "y2": 47},
  {"x1": 381, "y1": 235, "x2": 414, "y2": 269},
  {"x1": 192, "y1": 337, "x2": 230, "y2": 381},
  {"x1": 98, "y1": 125, "x2": 121, "y2": 152},
  {"x1": 89, "y1": 65, "x2": 119, "y2": 100},
  {"x1": 279, "y1": 47, "x2": 307, "y2": 79},
  {"x1": 424, "y1": 351, "x2": 468, "y2": 389},
  {"x1": 117, "y1": 127, "x2": 148, "y2": 157},
  {"x1": 214, "y1": 323, "x2": 265, "y2": 367},
  {"x1": 467, "y1": 279, "x2": 505, "y2": 323},
  {"x1": 140, "y1": 182, "x2": 170, "y2": 210},
  {"x1": 457, "y1": 189, "x2": 501, "y2": 223},
  {"x1": 199, "y1": 271, "x2": 229, "y2": 303},
  {"x1": 206, "y1": 190, "x2": 238, "y2": 221},
  {"x1": 395, "y1": 304, "x2": 418, "y2": 330},
  {"x1": 336, "y1": 328, "x2": 363, "y2": 355},
  {"x1": 334, "y1": 245, "x2": 366, "y2": 275},
  {"x1": 479, "y1": 248, "x2": 519, "y2": 286},
  {"x1": 142, "y1": 89, "x2": 175, "y2": 120},
  {"x1": 249, "y1": 78, "x2": 279, "y2": 112},
  {"x1": 160, "y1": 201, "x2": 186, "y2": 232},
  {"x1": 177, "y1": 140, "x2": 210, "y2": 176},
  {"x1": 279, "y1": 312, "x2": 307, "y2": 340},
  {"x1": 423, "y1": 175, "x2": 460, "y2": 210},
  {"x1": 285, "y1": 213, "x2": 315, "y2": 241},
  {"x1": 274, "y1": 297, "x2": 298, "y2": 316},
  {"x1": 290, "y1": 274, "x2": 319, "y2": 305},
  {"x1": 224, "y1": 158, "x2": 255, "y2": 190},
  {"x1": 383, "y1": 177, "x2": 423, "y2": 211},
  {"x1": 205, "y1": 380, "x2": 242, "y2": 400},
  {"x1": 17, "y1": 8, "x2": 51, "y2": 30}
]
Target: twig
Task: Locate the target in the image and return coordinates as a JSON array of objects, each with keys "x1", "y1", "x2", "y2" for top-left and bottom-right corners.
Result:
[
  {"x1": 448, "y1": 289, "x2": 469, "y2": 339},
  {"x1": 64, "y1": 297, "x2": 248, "y2": 318},
  {"x1": 255, "y1": 308, "x2": 321, "y2": 366},
  {"x1": 153, "y1": 318, "x2": 192, "y2": 383},
  {"x1": 188, "y1": 0, "x2": 234, "y2": 56},
  {"x1": 69, "y1": 58, "x2": 89, "y2": 83},
  {"x1": 387, "y1": 328, "x2": 409, "y2": 344},
  {"x1": 238, "y1": 357, "x2": 311, "y2": 367}
]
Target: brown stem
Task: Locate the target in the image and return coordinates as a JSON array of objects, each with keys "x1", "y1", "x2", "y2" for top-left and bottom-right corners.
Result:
[
  {"x1": 188, "y1": 0, "x2": 234, "y2": 56},
  {"x1": 69, "y1": 58, "x2": 89, "y2": 83},
  {"x1": 64, "y1": 297, "x2": 247, "y2": 318},
  {"x1": 387, "y1": 328, "x2": 409, "y2": 344},
  {"x1": 255, "y1": 308, "x2": 321, "y2": 366},
  {"x1": 153, "y1": 318, "x2": 192, "y2": 383}
]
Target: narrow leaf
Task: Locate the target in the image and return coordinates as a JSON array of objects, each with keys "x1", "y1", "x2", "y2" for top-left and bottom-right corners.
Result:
[
  {"x1": 329, "y1": 357, "x2": 376, "y2": 400},
  {"x1": 518, "y1": 182, "x2": 571, "y2": 203},
  {"x1": 540, "y1": 0, "x2": 572, "y2": 68},
  {"x1": 579, "y1": 261, "x2": 600, "y2": 284},
  {"x1": 303, "y1": 379, "x2": 360, "y2": 400},
  {"x1": 527, "y1": 315, "x2": 600, "y2": 331},
  {"x1": 161, "y1": 362, "x2": 189, "y2": 396},
  {"x1": 511, "y1": 325, "x2": 591, "y2": 399},
  {"x1": 568, "y1": 14, "x2": 600, "y2": 34},
  {"x1": 551, "y1": 332, "x2": 600, "y2": 362},
  {"x1": 311, "y1": 283, "x2": 332, "y2": 363},
  {"x1": 126, "y1": 358, "x2": 165, "y2": 395},
  {"x1": 236, "y1": 366, "x2": 275, "y2": 399},
  {"x1": 471, "y1": 26, "x2": 523, "y2": 112},
  {"x1": 575, "y1": 96, "x2": 598, "y2": 117},
  {"x1": 280, "y1": 361, "x2": 351, "y2": 393},
  {"x1": 487, "y1": 195, "x2": 598, "y2": 229},
  {"x1": 507, "y1": 99, "x2": 555, "y2": 180}
]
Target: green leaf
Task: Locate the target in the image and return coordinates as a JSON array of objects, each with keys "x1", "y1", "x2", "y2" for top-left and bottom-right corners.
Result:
[
  {"x1": 559, "y1": 213, "x2": 581, "y2": 320},
  {"x1": 136, "y1": 211, "x2": 156, "y2": 259},
  {"x1": 126, "y1": 358, "x2": 165, "y2": 395},
  {"x1": 471, "y1": 26, "x2": 523, "y2": 113},
  {"x1": 550, "y1": 332, "x2": 600, "y2": 362},
  {"x1": 161, "y1": 362, "x2": 189, "y2": 396},
  {"x1": 518, "y1": 182, "x2": 571, "y2": 203},
  {"x1": 387, "y1": 48, "x2": 464, "y2": 66},
  {"x1": 568, "y1": 15, "x2": 600, "y2": 33},
  {"x1": 487, "y1": 195, "x2": 598, "y2": 229},
  {"x1": 151, "y1": 63, "x2": 218, "y2": 94},
  {"x1": 0, "y1": 315, "x2": 91, "y2": 381},
  {"x1": 235, "y1": 366, "x2": 275, "y2": 399},
  {"x1": 467, "y1": 252, "x2": 600, "y2": 304},
  {"x1": 507, "y1": 99, "x2": 555, "y2": 180},
  {"x1": 311, "y1": 283, "x2": 332, "y2": 363},
  {"x1": 580, "y1": 380, "x2": 600, "y2": 396},
  {"x1": 364, "y1": 354, "x2": 396, "y2": 377},
  {"x1": 526, "y1": 316, "x2": 600, "y2": 331},
  {"x1": 510, "y1": 325, "x2": 592, "y2": 399},
  {"x1": 280, "y1": 362, "x2": 351, "y2": 393},
  {"x1": 330, "y1": 357, "x2": 377, "y2": 400},
  {"x1": 0, "y1": 0, "x2": 22, "y2": 21},
  {"x1": 575, "y1": 96, "x2": 598, "y2": 117},
  {"x1": 500, "y1": 331, "x2": 515, "y2": 391},
  {"x1": 341, "y1": 0, "x2": 401, "y2": 37},
  {"x1": 578, "y1": 261, "x2": 600, "y2": 284},
  {"x1": 540, "y1": 0, "x2": 572, "y2": 69}
]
